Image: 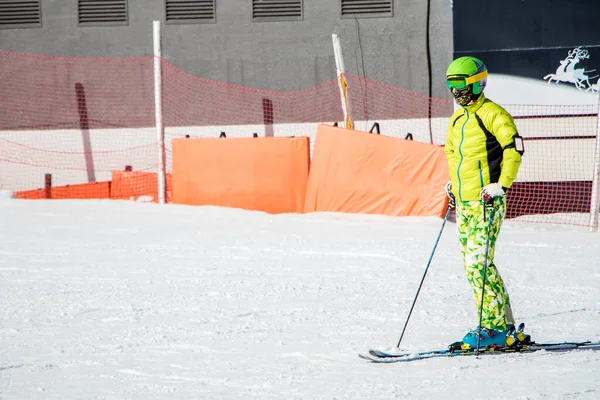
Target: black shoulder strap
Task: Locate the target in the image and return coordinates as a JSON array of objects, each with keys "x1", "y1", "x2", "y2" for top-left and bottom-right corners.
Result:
[
  {"x1": 474, "y1": 113, "x2": 494, "y2": 140},
  {"x1": 474, "y1": 110, "x2": 502, "y2": 184},
  {"x1": 451, "y1": 114, "x2": 464, "y2": 127}
]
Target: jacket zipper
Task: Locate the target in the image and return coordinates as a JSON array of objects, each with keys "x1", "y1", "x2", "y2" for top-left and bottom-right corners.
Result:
[{"x1": 457, "y1": 109, "x2": 469, "y2": 200}]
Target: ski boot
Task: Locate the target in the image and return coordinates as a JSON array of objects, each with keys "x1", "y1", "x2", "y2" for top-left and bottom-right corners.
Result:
[{"x1": 448, "y1": 324, "x2": 515, "y2": 351}]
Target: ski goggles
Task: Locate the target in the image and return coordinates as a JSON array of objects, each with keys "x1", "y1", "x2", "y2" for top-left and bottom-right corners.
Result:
[{"x1": 446, "y1": 70, "x2": 488, "y2": 91}]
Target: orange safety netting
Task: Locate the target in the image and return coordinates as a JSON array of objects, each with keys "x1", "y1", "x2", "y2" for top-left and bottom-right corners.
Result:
[{"x1": 0, "y1": 50, "x2": 598, "y2": 227}]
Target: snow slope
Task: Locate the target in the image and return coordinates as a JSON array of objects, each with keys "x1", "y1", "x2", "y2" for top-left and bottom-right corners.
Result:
[{"x1": 1, "y1": 199, "x2": 599, "y2": 399}]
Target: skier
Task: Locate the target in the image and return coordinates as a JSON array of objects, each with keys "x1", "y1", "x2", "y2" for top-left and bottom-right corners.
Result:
[{"x1": 444, "y1": 56, "x2": 527, "y2": 349}]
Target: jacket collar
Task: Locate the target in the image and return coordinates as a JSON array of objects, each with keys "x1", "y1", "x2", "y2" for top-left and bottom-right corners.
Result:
[{"x1": 461, "y1": 93, "x2": 488, "y2": 113}]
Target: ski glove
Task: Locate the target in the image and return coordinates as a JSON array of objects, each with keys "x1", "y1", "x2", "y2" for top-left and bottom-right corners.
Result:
[
  {"x1": 445, "y1": 180, "x2": 456, "y2": 209},
  {"x1": 480, "y1": 183, "x2": 505, "y2": 204}
]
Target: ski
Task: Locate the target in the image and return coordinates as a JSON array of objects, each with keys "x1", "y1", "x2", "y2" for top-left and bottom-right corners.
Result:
[
  {"x1": 359, "y1": 341, "x2": 600, "y2": 363},
  {"x1": 369, "y1": 340, "x2": 594, "y2": 358}
]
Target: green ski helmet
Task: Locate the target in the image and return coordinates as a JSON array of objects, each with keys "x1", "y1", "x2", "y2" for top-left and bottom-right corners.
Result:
[{"x1": 446, "y1": 56, "x2": 488, "y2": 95}]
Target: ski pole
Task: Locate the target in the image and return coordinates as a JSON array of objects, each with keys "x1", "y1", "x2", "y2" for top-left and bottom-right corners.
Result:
[
  {"x1": 396, "y1": 206, "x2": 452, "y2": 349},
  {"x1": 476, "y1": 204, "x2": 495, "y2": 354}
]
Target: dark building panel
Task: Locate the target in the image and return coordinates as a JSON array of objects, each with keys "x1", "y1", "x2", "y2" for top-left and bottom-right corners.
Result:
[
  {"x1": 454, "y1": 0, "x2": 600, "y2": 52},
  {"x1": 453, "y1": 0, "x2": 600, "y2": 84}
]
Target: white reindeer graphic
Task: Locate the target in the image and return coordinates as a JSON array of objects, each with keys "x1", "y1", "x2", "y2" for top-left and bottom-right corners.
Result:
[
  {"x1": 544, "y1": 47, "x2": 598, "y2": 91},
  {"x1": 588, "y1": 78, "x2": 600, "y2": 93}
]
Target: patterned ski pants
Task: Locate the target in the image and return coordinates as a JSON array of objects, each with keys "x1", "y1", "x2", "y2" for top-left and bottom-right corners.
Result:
[{"x1": 455, "y1": 198, "x2": 515, "y2": 331}]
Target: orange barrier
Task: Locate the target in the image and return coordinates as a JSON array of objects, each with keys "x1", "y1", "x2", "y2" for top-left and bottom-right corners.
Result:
[
  {"x1": 172, "y1": 137, "x2": 309, "y2": 213},
  {"x1": 111, "y1": 171, "x2": 172, "y2": 202},
  {"x1": 304, "y1": 125, "x2": 449, "y2": 217},
  {"x1": 13, "y1": 172, "x2": 171, "y2": 201},
  {"x1": 15, "y1": 181, "x2": 111, "y2": 200}
]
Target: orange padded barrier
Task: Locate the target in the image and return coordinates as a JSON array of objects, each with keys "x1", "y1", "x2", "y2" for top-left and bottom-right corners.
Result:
[
  {"x1": 304, "y1": 125, "x2": 449, "y2": 217},
  {"x1": 111, "y1": 171, "x2": 172, "y2": 202},
  {"x1": 15, "y1": 181, "x2": 111, "y2": 200},
  {"x1": 172, "y1": 137, "x2": 309, "y2": 213}
]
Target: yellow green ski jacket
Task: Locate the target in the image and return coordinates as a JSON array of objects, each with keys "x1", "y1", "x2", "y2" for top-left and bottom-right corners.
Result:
[{"x1": 445, "y1": 94, "x2": 522, "y2": 202}]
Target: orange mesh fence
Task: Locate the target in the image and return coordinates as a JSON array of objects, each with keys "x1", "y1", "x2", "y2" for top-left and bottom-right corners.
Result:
[
  {"x1": 343, "y1": 73, "x2": 454, "y2": 145},
  {"x1": 15, "y1": 181, "x2": 111, "y2": 200},
  {"x1": 111, "y1": 171, "x2": 173, "y2": 202},
  {"x1": 0, "y1": 50, "x2": 598, "y2": 227},
  {"x1": 0, "y1": 50, "x2": 158, "y2": 201},
  {"x1": 0, "y1": 50, "x2": 342, "y2": 202}
]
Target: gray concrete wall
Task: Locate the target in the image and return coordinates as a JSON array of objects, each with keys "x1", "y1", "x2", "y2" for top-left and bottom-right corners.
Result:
[{"x1": 0, "y1": 0, "x2": 453, "y2": 99}]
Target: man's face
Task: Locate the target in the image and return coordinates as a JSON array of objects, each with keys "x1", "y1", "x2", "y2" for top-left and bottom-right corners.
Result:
[{"x1": 452, "y1": 86, "x2": 473, "y2": 106}]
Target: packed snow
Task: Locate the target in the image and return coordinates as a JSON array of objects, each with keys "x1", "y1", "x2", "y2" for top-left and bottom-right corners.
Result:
[{"x1": 1, "y1": 199, "x2": 599, "y2": 399}]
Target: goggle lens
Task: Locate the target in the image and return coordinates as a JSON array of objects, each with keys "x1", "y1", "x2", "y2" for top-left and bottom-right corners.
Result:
[
  {"x1": 446, "y1": 77, "x2": 468, "y2": 91},
  {"x1": 446, "y1": 70, "x2": 488, "y2": 91}
]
